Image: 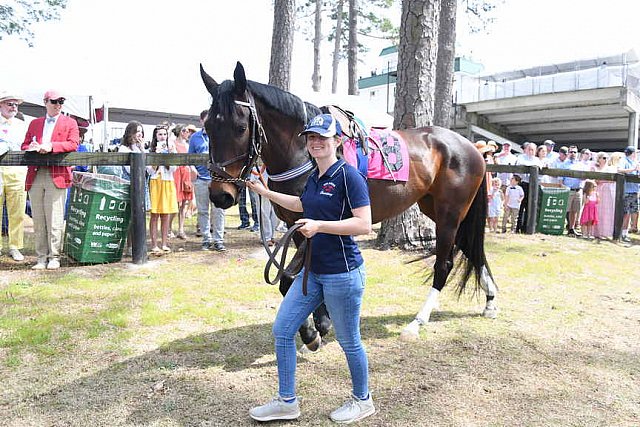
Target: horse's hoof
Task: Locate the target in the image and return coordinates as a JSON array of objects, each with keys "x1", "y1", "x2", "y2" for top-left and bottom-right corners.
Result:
[
  {"x1": 400, "y1": 330, "x2": 419, "y2": 341},
  {"x1": 400, "y1": 322, "x2": 420, "y2": 341},
  {"x1": 483, "y1": 307, "x2": 498, "y2": 319},
  {"x1": 299, "y1": 334, "x2": 323, "y2": 354}
]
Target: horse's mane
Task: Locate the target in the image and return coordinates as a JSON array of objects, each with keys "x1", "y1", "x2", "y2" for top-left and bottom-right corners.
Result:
[
  {"x1": 214, "y1": 79, "x2": 320, "y2": 124},
  {"x1": 248, "y1": 81, "x2": 320, "y2": 123}
]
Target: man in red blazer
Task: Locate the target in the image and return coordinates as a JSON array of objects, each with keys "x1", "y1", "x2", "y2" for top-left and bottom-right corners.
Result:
[{"x1": 21, "y1": 89, "x2": 79, "y2": 270}]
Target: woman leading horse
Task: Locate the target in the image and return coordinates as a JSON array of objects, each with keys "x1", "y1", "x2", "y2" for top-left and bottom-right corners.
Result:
[{"x1": 199, "y1": 62, "x2": 498, "y2": 346}]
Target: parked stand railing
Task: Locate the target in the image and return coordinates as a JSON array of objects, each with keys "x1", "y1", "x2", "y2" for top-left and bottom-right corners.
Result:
[{"x1": 1, "y1": 152, "x2": 639, "y2": 265}]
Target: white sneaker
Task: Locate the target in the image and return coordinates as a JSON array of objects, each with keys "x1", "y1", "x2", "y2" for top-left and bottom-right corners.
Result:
[
  {"x1": 32, "y1": 262, "x2": 47, "y2": 270},
  {"x1": 8, "y1": 249, "x2": 24, "y2": 262},
  {"x1": 249, "y1": 396, "x2": 300, "y2": 422},
  {"x1": 330, "y1": 394, "x2": 375, "y2": 424},
  {"x1": 46, "y1": 259, "x2": 60, "y2": 270}
]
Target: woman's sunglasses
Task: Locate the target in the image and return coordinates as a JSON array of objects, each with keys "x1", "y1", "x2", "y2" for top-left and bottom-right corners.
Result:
[{"x1": 49, "y1": 99, "x2": 65, "y2": 105}]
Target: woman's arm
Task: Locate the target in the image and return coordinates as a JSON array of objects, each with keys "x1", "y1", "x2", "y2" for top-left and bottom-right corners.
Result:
[
  {"x1": 295, "y1": 205, "x2": 372, "y2": 238},
  {"x1": 247, "y1": 180, "x2": 303, "y2": 212}
]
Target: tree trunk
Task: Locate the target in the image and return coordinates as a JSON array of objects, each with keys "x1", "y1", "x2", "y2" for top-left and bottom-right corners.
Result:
[
  {"x1": 269, "y1": 0, "x2": 296, "y2": 90},
  {"x1": 434, "y1": 0, "x2": 457, "y2": 128},
  {"x1": 331, "y1": 0, "x2": 345, "y2": 94},
  {"x1": 393, "y1": 0, "x2": 440, "y2": 129},
  {"x1": 377, "y1": 0, "x2": 440, "y2": 250},
  {"x1": 347, "y1": 0, "x2": 358, "y2": 95},
  {"x1": 312, "y1": 0, "x2": 322, "y2": 92}
]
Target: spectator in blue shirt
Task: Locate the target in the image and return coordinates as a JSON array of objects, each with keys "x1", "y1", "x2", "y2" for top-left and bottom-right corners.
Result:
[
  {"x1": 188, "y1": 110, "x2": 226, "y2": 251},
  {"x1": 246, "y1": 113, "x2": 374, "y2": 424}
]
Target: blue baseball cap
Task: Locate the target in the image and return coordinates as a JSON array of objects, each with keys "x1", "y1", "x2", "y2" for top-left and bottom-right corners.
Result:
[{"x1": 299, "y1": 114, "x2": 342, "y2": 137}]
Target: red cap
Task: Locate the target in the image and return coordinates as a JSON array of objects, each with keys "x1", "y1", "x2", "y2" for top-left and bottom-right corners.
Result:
[{"x1": 44, "y1": 89, "x2": 65, "y2": 101}]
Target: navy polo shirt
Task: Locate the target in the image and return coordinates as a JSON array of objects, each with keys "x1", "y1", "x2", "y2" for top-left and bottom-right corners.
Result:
[{"x1": 300, "y1": 160, "x2": 370, "y2": 274}]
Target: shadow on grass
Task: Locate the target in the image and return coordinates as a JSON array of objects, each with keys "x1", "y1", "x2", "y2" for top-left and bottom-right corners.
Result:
[{"x1": 14, "y1": 307, "x2": 639, "y2": 427}]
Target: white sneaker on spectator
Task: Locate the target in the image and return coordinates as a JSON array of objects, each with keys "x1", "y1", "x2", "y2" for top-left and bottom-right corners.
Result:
[
  {"x1": 32, "y1": 262, "x2": 47, "y2": 270},
  {"x1": 46, "y1": 259, "x2": 60, "y2": 270},
  {"x1": 249, "y1": 396, "x2": 300, "y2": 422},
  {"x1": 9, "y1": 249, "x2": 24, "y2": 262},
  {"x1": 330, "y1": 394, "x2": 375, "y2": 424}
]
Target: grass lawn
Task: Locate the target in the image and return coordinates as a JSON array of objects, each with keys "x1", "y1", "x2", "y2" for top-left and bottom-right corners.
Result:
[{"x1": 1, "y1": 223, "x2": 639, "y2": 426}]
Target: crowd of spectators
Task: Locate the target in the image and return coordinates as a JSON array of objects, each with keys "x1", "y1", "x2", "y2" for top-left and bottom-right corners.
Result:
[
  {"x1": 0, "y1": 91, "x2": 286, "y2": 268},
  {"x1": 476, "y1": 138, "x2": 640, "y2": 242}
]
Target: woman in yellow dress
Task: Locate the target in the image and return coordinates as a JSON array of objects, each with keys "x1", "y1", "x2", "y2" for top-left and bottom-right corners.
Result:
[{"x1": 148, "y1": 125, "x2": 178, "y2": 254}]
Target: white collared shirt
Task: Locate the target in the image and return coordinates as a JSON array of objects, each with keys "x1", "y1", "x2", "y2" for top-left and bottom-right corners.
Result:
[
  {"x1": 42, "y1": 114, "x2": 59, "y2": 145},
  {"x1": 0, "y1": 115, "x2": 27, "y2": 151}
]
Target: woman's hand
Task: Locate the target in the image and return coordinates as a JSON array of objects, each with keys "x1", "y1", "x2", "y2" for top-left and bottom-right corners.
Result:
[
  {"x1": 295, "y1": 218, "x2": 320, "y2": 238},
  {"x1": 246, "y1": 180, "x2": 268, "y2": 196}
]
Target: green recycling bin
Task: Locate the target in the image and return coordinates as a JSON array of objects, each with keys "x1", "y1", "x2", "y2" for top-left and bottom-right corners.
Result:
[
  {"x1": 536, "y1": 184, "x2": 570, "y2": 235},
  {"x1": 64, "y1": 172, "x2": 131, "y2": 263}
]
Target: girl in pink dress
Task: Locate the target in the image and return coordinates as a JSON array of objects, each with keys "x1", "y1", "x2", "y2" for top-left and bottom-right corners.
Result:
[{"x1": 580, "y1": 180, "x2": 599, "y2": 240}]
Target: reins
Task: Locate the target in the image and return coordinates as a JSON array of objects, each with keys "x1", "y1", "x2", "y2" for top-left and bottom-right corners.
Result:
[{"x1": 262, "y1": 221, "x2": 312, "y2": 296}]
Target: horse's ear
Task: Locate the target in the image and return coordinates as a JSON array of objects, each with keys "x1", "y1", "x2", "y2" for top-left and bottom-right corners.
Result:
[
  {"x1": 233, "y1": 61, "x2": 247, "y2": 95},
  {"x1": 200, "y1": 64, "x2": 218, "y2": 97}
]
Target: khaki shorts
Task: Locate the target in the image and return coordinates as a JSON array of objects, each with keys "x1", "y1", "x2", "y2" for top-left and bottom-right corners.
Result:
[{"x1": 567, "y1": 190, "x2": 582, "y2": 213}]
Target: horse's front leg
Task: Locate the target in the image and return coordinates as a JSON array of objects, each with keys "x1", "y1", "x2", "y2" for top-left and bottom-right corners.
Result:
[
  {"x1": 401, "y1": 222, "x2": 456, "y2": 340},
  {"x1": 280, "y1": 241, "x2": 331, "y2": 352}
]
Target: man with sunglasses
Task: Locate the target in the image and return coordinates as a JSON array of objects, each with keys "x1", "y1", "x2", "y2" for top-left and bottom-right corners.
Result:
[
  {"x1": 21, "y1": 90, "x2": 79, "y2": 270},
  {"x1": 0, "y1": 91, "x2": 28, "y2": 262}
]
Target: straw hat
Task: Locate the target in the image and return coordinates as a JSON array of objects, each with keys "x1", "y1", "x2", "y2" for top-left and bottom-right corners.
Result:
[
  {"x1": 474, "y1": 140, "x2": 495, "y2": 154},
  {"x1": 0, "y1": 90, "x2": 23, "y2": 104}
]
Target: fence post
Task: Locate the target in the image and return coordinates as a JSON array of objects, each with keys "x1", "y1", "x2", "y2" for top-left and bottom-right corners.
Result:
[
  {"x1": 613, "y1": 173, "x2": 626, "y2": 240},
  {"x1": 526, "y1": 166, "x2": 539, "y2": 234},
  {"x1": 130, "y1": 152, "x2": 148, "y2": 264}
]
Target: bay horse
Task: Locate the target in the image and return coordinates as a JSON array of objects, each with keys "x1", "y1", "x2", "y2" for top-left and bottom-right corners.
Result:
[{"x1": 200, "y1": 62, "x2": 498, "y2": 347}]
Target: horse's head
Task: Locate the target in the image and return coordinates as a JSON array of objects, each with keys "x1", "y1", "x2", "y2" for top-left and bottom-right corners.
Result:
[{"x1": 200, "y1": 61, "x2": 262, "y2": 209}]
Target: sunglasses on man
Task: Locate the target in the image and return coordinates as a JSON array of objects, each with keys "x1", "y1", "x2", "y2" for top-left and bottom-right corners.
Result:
[
  {"x1": 48, "y1": 99, "x2": 65, "y2": 105},
  {"x1": 2, "y1": 102, "x2": 19, "y2": 107}
]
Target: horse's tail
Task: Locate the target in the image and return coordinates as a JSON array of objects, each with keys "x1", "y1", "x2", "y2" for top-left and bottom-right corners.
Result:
[{"x1": 452, "y1": 174, "x2": 494, "y2": 297}]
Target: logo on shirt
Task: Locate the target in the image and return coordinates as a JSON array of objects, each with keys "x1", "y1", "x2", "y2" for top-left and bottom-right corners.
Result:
[{"x1": 320, "y1": 182, "x2": 336, "y2": 197}]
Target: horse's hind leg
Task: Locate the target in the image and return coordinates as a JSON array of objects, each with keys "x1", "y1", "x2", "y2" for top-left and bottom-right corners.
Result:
[
  {"x1": 480, "y1": 265, "x2": 498, "y2": 318},
  {"x1": 401, "y1": 218, "x2": 457, "y2": 340}
]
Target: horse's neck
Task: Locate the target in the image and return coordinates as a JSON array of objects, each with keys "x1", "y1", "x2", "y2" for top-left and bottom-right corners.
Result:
[{"x1": 257, "y1": 104, "x2": 308, "y2": 174}]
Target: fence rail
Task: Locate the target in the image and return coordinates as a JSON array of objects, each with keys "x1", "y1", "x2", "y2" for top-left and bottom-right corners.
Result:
[{"x1": 1, "y1": 152, "x2": 638, "y2": 265}]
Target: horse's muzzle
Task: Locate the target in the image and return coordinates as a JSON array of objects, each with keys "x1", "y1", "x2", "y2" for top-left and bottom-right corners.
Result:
[{"x1": 209, "y1": 189, "x2": 235, "y2": 209}]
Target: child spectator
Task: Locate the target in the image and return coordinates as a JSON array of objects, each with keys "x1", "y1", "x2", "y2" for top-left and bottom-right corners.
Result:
[
  {"x1": 487, "y1": 177, "x2": 504, "y2": 233},
  {"x1": 502, "y1": 175, "x2": 524, "y2": 233},
  {"x1": 580, "y1": 179, "x2": 599, "y2": 240},
  {"x1": 148, "y1": 126, "x2": 178, "y2": 255}
]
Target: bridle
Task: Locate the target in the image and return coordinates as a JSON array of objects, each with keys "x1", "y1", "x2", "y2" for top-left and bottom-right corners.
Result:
[{"x1": 208, "y1": 91, "x2": 266, "y2": 184}]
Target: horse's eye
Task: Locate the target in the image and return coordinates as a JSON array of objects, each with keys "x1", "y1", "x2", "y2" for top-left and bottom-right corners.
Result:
[{"x1": 236, "y1": 126, "x2": 247, "y2": 135}]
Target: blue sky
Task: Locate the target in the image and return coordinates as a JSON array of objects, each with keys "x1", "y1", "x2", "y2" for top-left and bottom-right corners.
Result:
[{"x1": 2, "y1": 0, "x2": 638, "y2": 114}]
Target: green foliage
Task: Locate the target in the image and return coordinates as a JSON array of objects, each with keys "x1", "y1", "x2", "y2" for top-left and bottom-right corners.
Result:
[
  {"x1": 0, "y1": 0, "x2": 68, "y2": 47},
  {"x1": 296, "y1": 0, "x2": 399, "y2": 60}
]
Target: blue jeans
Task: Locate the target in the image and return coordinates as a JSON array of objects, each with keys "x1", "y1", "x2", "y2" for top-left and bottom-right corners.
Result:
[
  {"x1": 273, "y1": 264, "x2": 369, "y2": 400},
  {"x1": 194, "y1": 178, "x2": 225, "y2": 244},
  {"x1": 238, "y1": 185, "x2": 258, "y2": 226}
]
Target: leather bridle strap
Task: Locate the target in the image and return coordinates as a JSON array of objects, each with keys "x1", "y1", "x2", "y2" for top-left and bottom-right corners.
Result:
[{"x1": 263, "y1": 222, "x2": 312, "y2": 296}]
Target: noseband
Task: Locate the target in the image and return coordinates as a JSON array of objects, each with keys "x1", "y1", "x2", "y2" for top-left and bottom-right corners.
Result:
[{"x1": 208, "y1": 92, "x2": 266, "y2": 184}]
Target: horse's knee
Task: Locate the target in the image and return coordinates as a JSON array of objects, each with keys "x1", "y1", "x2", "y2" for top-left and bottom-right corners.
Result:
[{"x1": 313, "y1": 304, "x2": 332, "y2": 337}]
